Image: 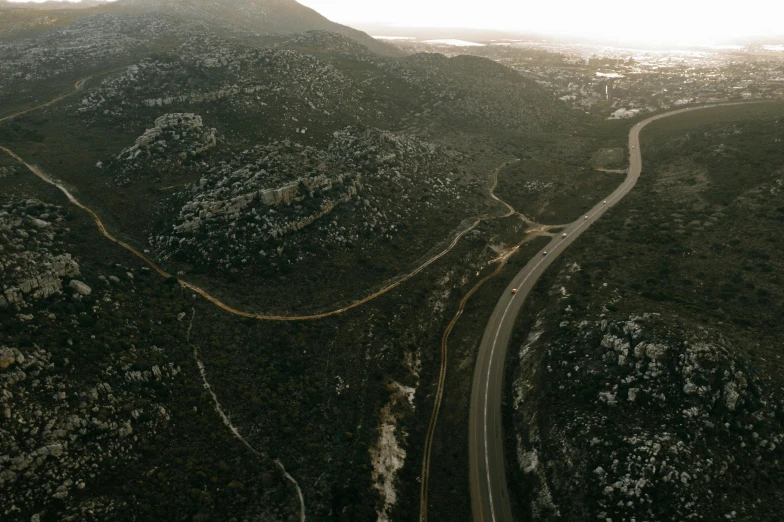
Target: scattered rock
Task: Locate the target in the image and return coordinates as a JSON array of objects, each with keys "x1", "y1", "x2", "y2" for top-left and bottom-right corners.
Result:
[{"x1": 69, "y1": 280, "x2": 92, "y2": 296}]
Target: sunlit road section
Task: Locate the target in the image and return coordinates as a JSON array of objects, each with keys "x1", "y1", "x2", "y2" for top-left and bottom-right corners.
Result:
[{"x1": 468, "y1": 102, "x2": 753, "y2": 522}]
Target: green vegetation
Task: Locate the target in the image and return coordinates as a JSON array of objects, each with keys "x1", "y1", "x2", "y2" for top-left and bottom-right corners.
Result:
[
  {"x1": 0, "y1": 4, "x2": 660, "y2": 519},
  {"x1": 1, "y1": 140, "x2": 551, "y2": 520},
  {"x1": 506, "y1": 102, "x2": 784, "y2": 522},
  {"x1": 0, "y1": 30, "x2": 590, "y2": 316},
  {"x1": 0, "y1": 171, "x2": 299, "y2": 521},
  {"x1": 496, "y1": 160, "x2": 625, "y2": 223}
]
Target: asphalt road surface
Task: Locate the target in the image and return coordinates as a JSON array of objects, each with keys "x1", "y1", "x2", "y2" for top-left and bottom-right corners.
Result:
[{"x1": 468, "y1": 103, "x2": 750, "y2": 522}]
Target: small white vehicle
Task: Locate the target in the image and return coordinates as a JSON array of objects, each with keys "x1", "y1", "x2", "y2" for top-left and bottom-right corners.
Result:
[
  {"x1": 603, "y1": 200, "x2": 608, "y2": 204},
  {"x1": 562, "y1": 233, "x2": 568, "y2": 238},
  {"x1": 543, "y1": 251, "x2": 548, "y2": 256},
  {"x1": 511, "y1": 289, "x2": 517, "y2": 295},
  {"x1": 584, "y1": 216, "x2": 589, "y2": 220}
]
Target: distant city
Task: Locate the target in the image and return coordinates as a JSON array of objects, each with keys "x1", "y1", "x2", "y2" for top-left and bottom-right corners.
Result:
[{"x1": 373, "y1": 34, "x2": 784, "y2": 118}]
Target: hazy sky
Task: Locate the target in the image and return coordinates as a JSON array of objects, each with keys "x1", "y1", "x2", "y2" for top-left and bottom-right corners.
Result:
[
  {"x1": 298, "y1": 0, "x2": 784, "y2": 45},
  {"x1": 8, "y1": 0, "x2": 784, "y2": 45}
]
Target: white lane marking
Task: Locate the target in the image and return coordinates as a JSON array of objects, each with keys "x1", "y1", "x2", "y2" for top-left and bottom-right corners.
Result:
[
  {"x1": 481, "y1": 125, "x2": 644, "y2": 522},
  {"x1": 478, "y1": 101, "x2": 755, "y2": 522}
]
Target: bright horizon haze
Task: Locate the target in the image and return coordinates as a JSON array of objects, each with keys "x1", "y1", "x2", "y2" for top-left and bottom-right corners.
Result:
[
  {"x1": 7, "y1": 0, "x2": 784, "y2": 46},
  {"x1": 298, "y1": 0, "x2": 784, "y2": 46}
]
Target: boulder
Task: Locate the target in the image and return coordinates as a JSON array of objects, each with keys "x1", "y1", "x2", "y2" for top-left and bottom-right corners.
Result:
[
  {"x1": 69, "y1": 280, "x2": 92, "y2": 296},
  {"x1": 0, "y1": 347, "x2": 18, "y2": 369},
  {"x1": 29, "y1": 218, "x2": 50, "y2": 229},
  {"x1": 723, "y1": 382, "x2": 740, "y2": 411}
]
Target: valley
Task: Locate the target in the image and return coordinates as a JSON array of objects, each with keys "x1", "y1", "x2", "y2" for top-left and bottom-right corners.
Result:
[{"x1": 2, "y1": 1, "x2": 783, "y2": 522}]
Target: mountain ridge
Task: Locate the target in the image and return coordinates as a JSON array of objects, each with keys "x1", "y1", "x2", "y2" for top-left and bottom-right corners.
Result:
[{"x1": 0, "y1": 0, "x2": 403, "y2": 56}]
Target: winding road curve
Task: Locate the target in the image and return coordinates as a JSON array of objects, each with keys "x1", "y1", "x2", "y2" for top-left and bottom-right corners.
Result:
[
  {"x1": 0, "y1": 78, "x2": 89, "y2": 125},
  {"x1": 469, "y1": 102, "x2": 756, "y2": 522},
  {"x1": 0, "y1": 72, "x2": 522, "y2": 522},
  {"x1": 4, "y1": 76, "x2": 760, "y2": 521},
  {"x1": 1, "y1": 139, "x2": 518, "y2": 320},
  {"x1": 0, "y1": 75, "x2": 521, "y2": 321},
  {"x1": 418, "y1": 221, "x2": 556, "y2": 522}
]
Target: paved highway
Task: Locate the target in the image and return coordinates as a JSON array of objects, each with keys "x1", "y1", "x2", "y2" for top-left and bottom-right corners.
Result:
[
  {"x1": 1, "y1": 77, "x2": 756, "y2": 521},
  {"x1": 468, "y1": 103, "x2": 752, "y2": 522}
]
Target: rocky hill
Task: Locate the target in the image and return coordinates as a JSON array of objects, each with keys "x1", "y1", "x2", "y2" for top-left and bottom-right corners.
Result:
[
  {"x1": 0, "y1": 1, "x2": 605, "y2": 519},
  {"x1": 148, "y1": 126, "x2": 475, "y2": 277},
  {"x1": 0, "y1": 0, "x2": 400, "y2": 114},
  {"x1": 0, "y1": 0, "x2": 400, "y2": 56},
  {"x1": 75, "y1": 35, "x2": 366, "y2": 144},
  {"x1": 13, "y1": 29, "x2": 583, "y2": 312},
  {"x1": 508, "y1": 104, "x2": 784, "y2": 522},
  {"x1": 106, "y1": 113, "x2": 218, "y2": 186},
  {"x1": 120, "y1": 0, "x2": 401, "y2": 56}
]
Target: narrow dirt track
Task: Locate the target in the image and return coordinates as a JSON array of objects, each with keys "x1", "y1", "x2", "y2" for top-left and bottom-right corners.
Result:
[
  {"x1": 0, "y1": 68, "x2": 126, "y2": 124},
  {"x1": 1, "y1": 77, "x2": 550, "y2": 522},
  {"x1": 417, "y1": 224, "x2": 552, "y2": 522},
  {"x1": 0, "y1": 77, "x2": 524, "y2": 322},
  {"x1": 0, "y1": 78, "x2": 87, "y2": 124},
  {"x1": 1, "y1": 141, "x2": 519, "y2": 320},
  {"x1": 416, "y1": 160, "x2": 563, "y2": 521}
]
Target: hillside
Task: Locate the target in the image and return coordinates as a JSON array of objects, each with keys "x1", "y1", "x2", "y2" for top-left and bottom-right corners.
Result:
[
  {"x1": 0, "y1": 2, "x2": 97, "y2": 36},
  {"x1": 0, "y1": 0, "x2": 401, "y2": 56},
  {"x1": 0, "y1": 2, "x2": 610, "y2": 520},
  {"x1": 118, "y1": 0, "x2": 401, "y2": 56},
  {"x1": 1, "y1": 30, "x2": 590, "y2": 313},
  {"x1": 507, "y1": 103, "x2": 784, "y2": 522}
]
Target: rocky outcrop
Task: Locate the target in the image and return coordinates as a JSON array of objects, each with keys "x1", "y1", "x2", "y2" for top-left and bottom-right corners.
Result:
[
  {"x1": 0, "y1": 200, "x2": 80, "y2": 309},
  {"x1": 128, "y1": 113, "x2": 216, "y2": 154},
  {"x1": 149, "y1": 126, "x2": 475, "y2": 274},
  {"x1": 68, "y1": 280, "x2": 92, "y2": 296},
  {"x1": 172, "y1": 172, "x2": 361, "y2": 236},
  {"x1": 107, "y1": 113, "x2": 217, "y2": 186},
  {"x1": 512, "y1": 311, "x2": 784, "y2": 522},
  {"x1": 0, "y1": 341, "x2": 182, "y2": 516}
]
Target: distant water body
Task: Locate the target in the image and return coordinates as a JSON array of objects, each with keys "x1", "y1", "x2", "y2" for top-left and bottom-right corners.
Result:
[
  {"x1": 424, "y1": 39, "x2": 486, "y2": 47},
  {"x1": 371, "y1": 36, "x2": 486, "y2": 47}
]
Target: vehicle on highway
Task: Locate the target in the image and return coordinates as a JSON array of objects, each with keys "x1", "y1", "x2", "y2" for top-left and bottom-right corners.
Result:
[
  {"x1": 584, "y1": 215, "x2": 589, "y2": 220},
  {"x1": 511, "y1": 289, "x2": 517, "y2": 295},
  {"x1": 543, "y1": 251, "x2": 548, "y2": 256},
  {"x1": 603, "y1": 200, "x2": 607, "y2": 204},
  {"x1": 562, "y1": 233, "x2": 568, "y2": 238}
]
